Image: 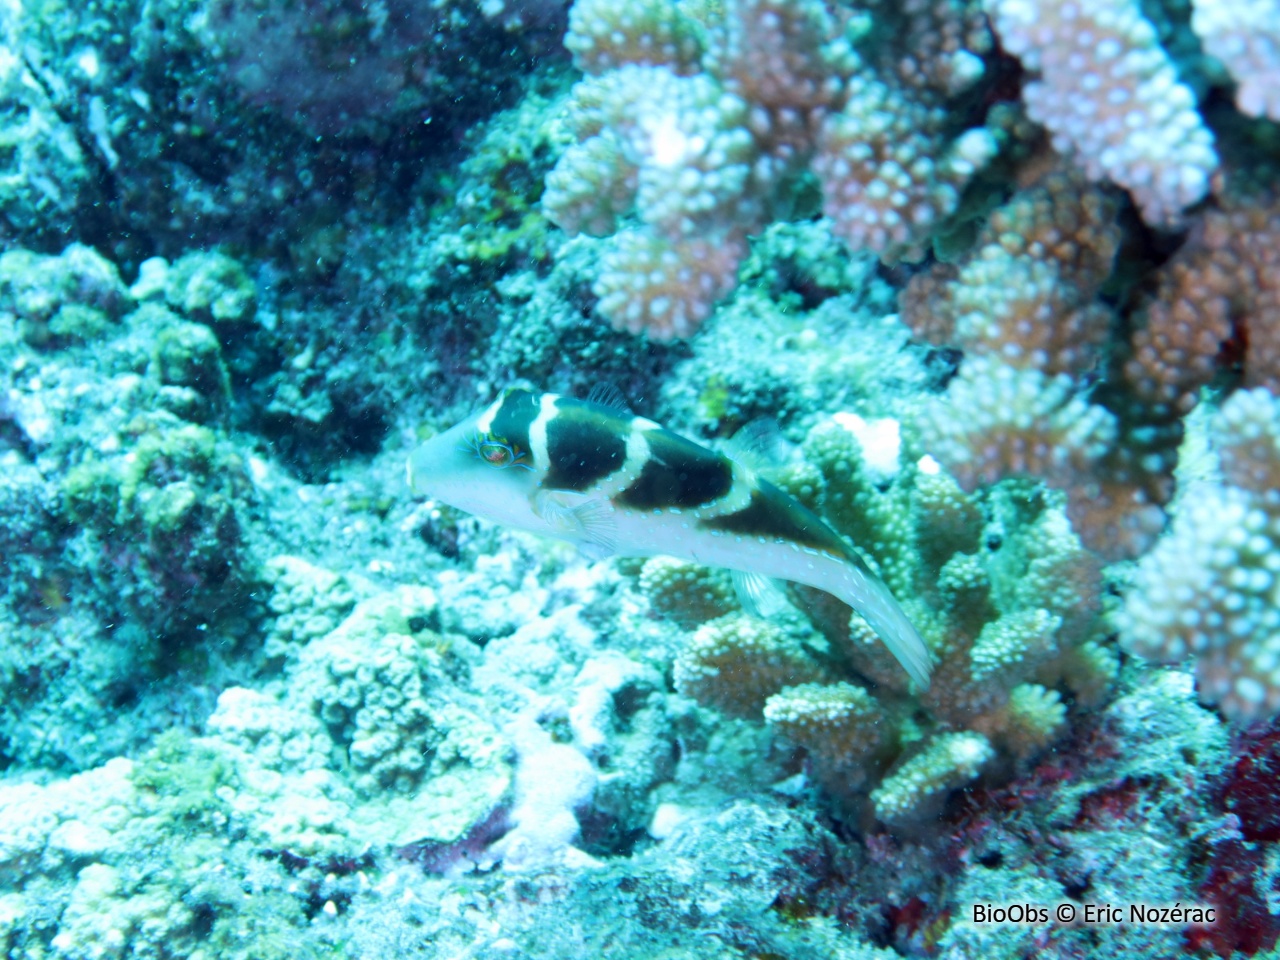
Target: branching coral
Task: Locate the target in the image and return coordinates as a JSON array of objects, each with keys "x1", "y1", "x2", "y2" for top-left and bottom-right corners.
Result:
[
  {"x1": 660, "y1": 416, "x2": 1117, "y2": 822},
  {"x1": 1120, "y1": 389, "x2": 1280, "y2": 723},
  {"x1": 639, "y1": 557, "x2": 736, "y2": 628},
  {"x1": 869, "y1": 731, "x2": 994, "y2": 824},
  {"x1": 763, "y1": 681, "x2": 890, "y2": 793},
  {"x1": 1190, "y1": 0, "x2": 1280, "y2": 122},
  {"x1": 674, "y1": 614, "x2": 827, "y2": 719},
  {"x1": 984, "y1": 0, "x2": 1218, "y2": 226},
  {"x1": 544, "y1": 0, "x2": 997, "y2": 338},
  {"x1": 1125, "y1": 194, "x2": 1280, "y2": 415},
  {"x1": 903, "y1": 169, "x2": 1176, "y2": 560}
]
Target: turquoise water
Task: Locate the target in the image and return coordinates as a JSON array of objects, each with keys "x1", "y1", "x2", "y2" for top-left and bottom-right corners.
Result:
[{"x1": 0, "y1": 0, "x2": 1277, "y2": 956}]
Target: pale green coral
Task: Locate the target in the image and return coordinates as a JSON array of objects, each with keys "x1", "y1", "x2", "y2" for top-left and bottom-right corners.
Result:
[
  {"x1": 975, "y1": 682, "x2": 1067, "y2": 759},
  {"x1": 803, "y1": 420, "x2": 917, "y2": 596},
  {"x1": 1057, "y1": 638, "x2": 1120, "y2": 707},
  {"x1": 870, "y1": 731, "x2": 995, "y2": 824},
  {"x1": 913, "y1": 469, "x2": 985, "y2": 573},
  {"x1": 668, "y1": 415, "x2": 1116, "y2": 823},
  {"x1": 763, "y1": 682, "x2": 890, "y2": 790},
  {"x1": 963, "y1": 608, "x2": 1060, "y2": 708}
]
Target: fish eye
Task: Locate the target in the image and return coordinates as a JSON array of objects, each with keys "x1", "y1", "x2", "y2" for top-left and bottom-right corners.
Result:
[
  {"x1": 466, "y1": 432, "x2": 533, "y2": 471},
  {"x1": 479, "y1": 441, "x2": 513, "y2": 466}
]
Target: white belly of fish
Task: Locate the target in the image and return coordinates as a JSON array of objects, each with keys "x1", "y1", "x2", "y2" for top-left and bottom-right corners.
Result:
[
  {"x1": 611, "y1": 507, "x2": 846, "y2": 589},
  {"x1": 608, "y1": 506, "x2": 931, "y2": 689}
]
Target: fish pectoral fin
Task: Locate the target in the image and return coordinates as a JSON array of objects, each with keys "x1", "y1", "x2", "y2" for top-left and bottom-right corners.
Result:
[
  {"x1": 731, "y1": 570, "x2": 791, "y2": 619},
  {"x1": 533, "y1": 491, "x2": 618, "y2": 559}
]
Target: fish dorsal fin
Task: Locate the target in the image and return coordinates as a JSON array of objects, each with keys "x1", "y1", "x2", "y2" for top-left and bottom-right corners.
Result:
[
  {"x1": 586, "y1": 383, "x2": 634, "y2": 416},
  {"x1": 724, "y1": 419, "x2": 788, "y2": 473},
  {"x1": 731, "y1": 570, "x2": 791, "y2": 619},
  {"x1": 533, "y1": 490, "x2": 618, "y2": 560}
]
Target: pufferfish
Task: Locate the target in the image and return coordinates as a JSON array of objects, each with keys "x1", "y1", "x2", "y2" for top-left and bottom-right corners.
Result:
[{"x1": 407, "y1": 386, "x2": 931, "y2": 688}]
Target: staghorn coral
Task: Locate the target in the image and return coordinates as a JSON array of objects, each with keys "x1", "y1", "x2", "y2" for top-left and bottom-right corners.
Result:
[
  {"x1": 1120, "y1": 388, "x2": 1280, "y2": 723},
  {"x1": 544, "y1": 0, "x2": 997, "y2": 338},
  {"x1": 662, "y1": 416, "x2": 1117, "y2": 822},
  {"x1": 984, "y1": 0, "x2": 1218, "y2": 227}
]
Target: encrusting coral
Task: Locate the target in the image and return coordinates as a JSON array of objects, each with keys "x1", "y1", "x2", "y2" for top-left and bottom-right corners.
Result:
[{"x1": 664, "y1": 416, "x2": 1118, "y2": 823}]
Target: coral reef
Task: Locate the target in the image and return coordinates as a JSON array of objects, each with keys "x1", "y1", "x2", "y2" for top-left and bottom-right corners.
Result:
[{"x1": 1, "y1": 0, "x2": 1279, "y2": 954}]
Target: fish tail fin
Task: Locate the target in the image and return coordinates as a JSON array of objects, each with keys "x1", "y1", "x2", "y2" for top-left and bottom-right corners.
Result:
[{"x1": 840, "y1": 561, "x2": 933, "y2": 689}]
